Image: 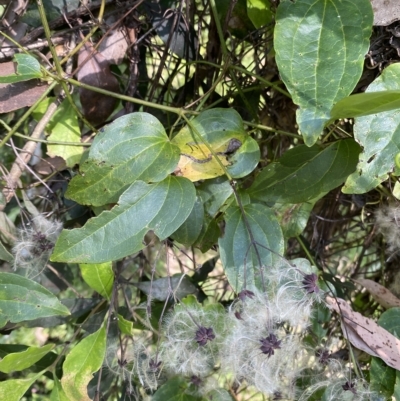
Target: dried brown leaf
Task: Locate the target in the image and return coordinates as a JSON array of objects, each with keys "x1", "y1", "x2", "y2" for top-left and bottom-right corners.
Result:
[
  {"x1": 371, "y1": 0, "x2": 400, "y2": 25},
  {"x1": 354, "y1": 278, "x2": 400, "y2": 309},
  {"x1": 0, "y1": 60, "x2": 49, "y2": 113},
  {"x1": 98, "y1": 27, "x2": 128, "y2": 65},
  {"x1": 76, "y1": 41, "x2": 119, "y2": 125},
  {"x1": 326, "y1": 296, "x2": 400, "y2": 370},
  {"x1": 34, "y1": 156, "x2": 67, "y2": 175}
]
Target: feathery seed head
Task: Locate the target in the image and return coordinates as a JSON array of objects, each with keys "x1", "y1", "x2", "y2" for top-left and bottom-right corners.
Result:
[
  {"x1": 12, "y1": 215, "x2": 62, "y2": 273},
  {"x1": 375, "y1": 205, "x2": 400, "y2": 252},
  {"x1": 160, "y1": 299, "x2": 227, "y2": 377},
  {"x1": 221, "y1": 288, "x2": 307, "y2": 398}
]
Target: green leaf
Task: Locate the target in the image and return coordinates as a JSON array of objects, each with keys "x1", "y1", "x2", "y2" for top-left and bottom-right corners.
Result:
[
  {"x1": 171, "y1": 196, "x2": 204, "y2": 246},
  {"x1": 193, "y1": 216, "x2": 220, "y2": 253},
  {"x1": 197, "y1": 176, "x2": 233, "y2": 217},
  {"x1": 274, "y1": 0, "x2": 373, "y2": 146},
  {"x1": 0, "y1": 372, "x2": 44, "y2": 401},
  {"x1": 61, "y1": 326, "x2": 106, "y2": 401},
  {"x1": 207, "y1": 389, "x2": 234, "y2": 401},
  {"x1": 215, "y1": 0, "x2": 257, "y2": 40},
  {"x1": 50, "y1": 377, "x2": 70, "y2": 401},
  {"x1": 79, "y1": 262, "x2": 114, "y2": 300},
  {"x1": 66, "y1": 112, "x2": 180, "y2": 206},
  {"x1": 370, "y1": 356, "x2": 395, "y2": 399},
  {"x1": 249, "y1": 140, "x2": 360, "y2": 204},
  {"x1": 275, "y1": 200, "x2": 316, "y2": 238},
  {"x1": 343, "y1": 64, "x2": 400, "y2": 194},
  {"x1": 0, "y1": 344, "x2": 54, "y2": 373},
  {"x1": 219, "y1": 203, "x2": 284, "y2": 292},
  {"x1": 378, "y1": 307, "x2": 400, "y2": 336},
  {"x1": 0, "y1": 54, "x2": 42, "y2": 83},
  {"x1": 331, "y1": 90, "x2": 400, "y2": 119},
  {"x1": 52, "y1": 176, "x2": 196, "y2": 263},
  {"x1": 0, "y1": 240, "x2": 13, "y2": 263},
  {"x1": 247, "y1": 0, "x2": 273, "y2": 29},
  {"x1": 0, "y1": 273, "x2": 70, "y2": 328},
  {"x1": 152, "y1": 376, "x2": 201, "y2": 401},
  {"x1": 32, "y1": 97, "x2": 83, "y2": 167},
  {"x1": 172, "y1": 108, "x2": 260, "y2": 181},
  {"x1": 117, "y1": 314, "x2": 133, "y2": 335},
  {"x1": 369, "y1": 308, "x2": 400, "y2": 399}
]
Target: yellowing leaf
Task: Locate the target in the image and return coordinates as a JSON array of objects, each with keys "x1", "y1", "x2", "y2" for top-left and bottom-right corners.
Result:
[
  {"x1": 61, "y1": 326, "x2": 106, "y2": 401},
  {"x1": 172, "y1": 109, "x2": 259, "y2": 182}
]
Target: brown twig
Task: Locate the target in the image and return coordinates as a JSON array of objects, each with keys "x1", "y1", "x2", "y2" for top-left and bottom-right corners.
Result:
[{"x1": 2, "y1": 98, "x2": 61, "y2": 204}]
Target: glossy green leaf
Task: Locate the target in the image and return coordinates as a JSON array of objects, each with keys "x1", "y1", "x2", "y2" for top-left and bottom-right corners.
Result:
[
  {"x1": 343, "y1": 64, "x2": 400, "y2": 194},
  {"x1": 0, "y1": 372, "x2": 43, "y2": 401},
  {"x1": 172, "y1": 109, "x2": 259, "y2": 181},
  {"x1": 79, "y1": 262, "x2": 114, "y2": 300},
  {"x1": 152, "y1": 376, "x2": 201, "y2": 401},
  {"x1": 171, "y1": 196, "x2": 204, "y2": 246},
  {"x1": 61, "y1": 326, "x2": 106, "y2": 401},
  {"x1": 274, "y1": 0, "x2": 373, "y2": 146},
  {"x1": 52, "y1": 176, "x2": 196, "y2": 263},
  {"x1": 0, "y1": 54, "x2": 42, "y2": 83},
  {"x1": 66, "y1": 112, "x2": 180, "y2": 206},
  {"x1": 247, "y1": 0, "x2": 273, "y2": 28},
  {"x1": 0, "y1": 343, "x2": 54, "y2": 373},
  {"x1": 197, "y1": 176, "x2": 233, "y2": 217},
  {"x1": 0, "y1": 272, "x2": 70, "y2": 328},
  {"x1": 32, "y1": 98, "x2": 83, "y2": 167},
  {"x1": 249, "y1": 140, "x2": 360, "y2": 204},
  {"x1": 219, "y1": 203, "x2": 284, "y2": 292}
]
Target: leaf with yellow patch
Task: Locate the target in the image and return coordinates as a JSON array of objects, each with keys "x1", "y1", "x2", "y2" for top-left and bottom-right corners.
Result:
[
  {"x1": 61, "y1": 326, "x2": 106, "y2": 401},
  {"x1": 172, "y1": 109, "x2": 259, "y2": 182}
]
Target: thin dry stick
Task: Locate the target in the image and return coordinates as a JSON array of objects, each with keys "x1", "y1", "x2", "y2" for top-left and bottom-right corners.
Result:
[
  {"x1": 9, "y1": 139, "x2": 54, "y2": 195},
  {"x1": 2, "y1": 99, "x2": 60, "y2": 204},
  {"x1": 46, "y1": 264, "x2": 83, "y2": 298}
]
